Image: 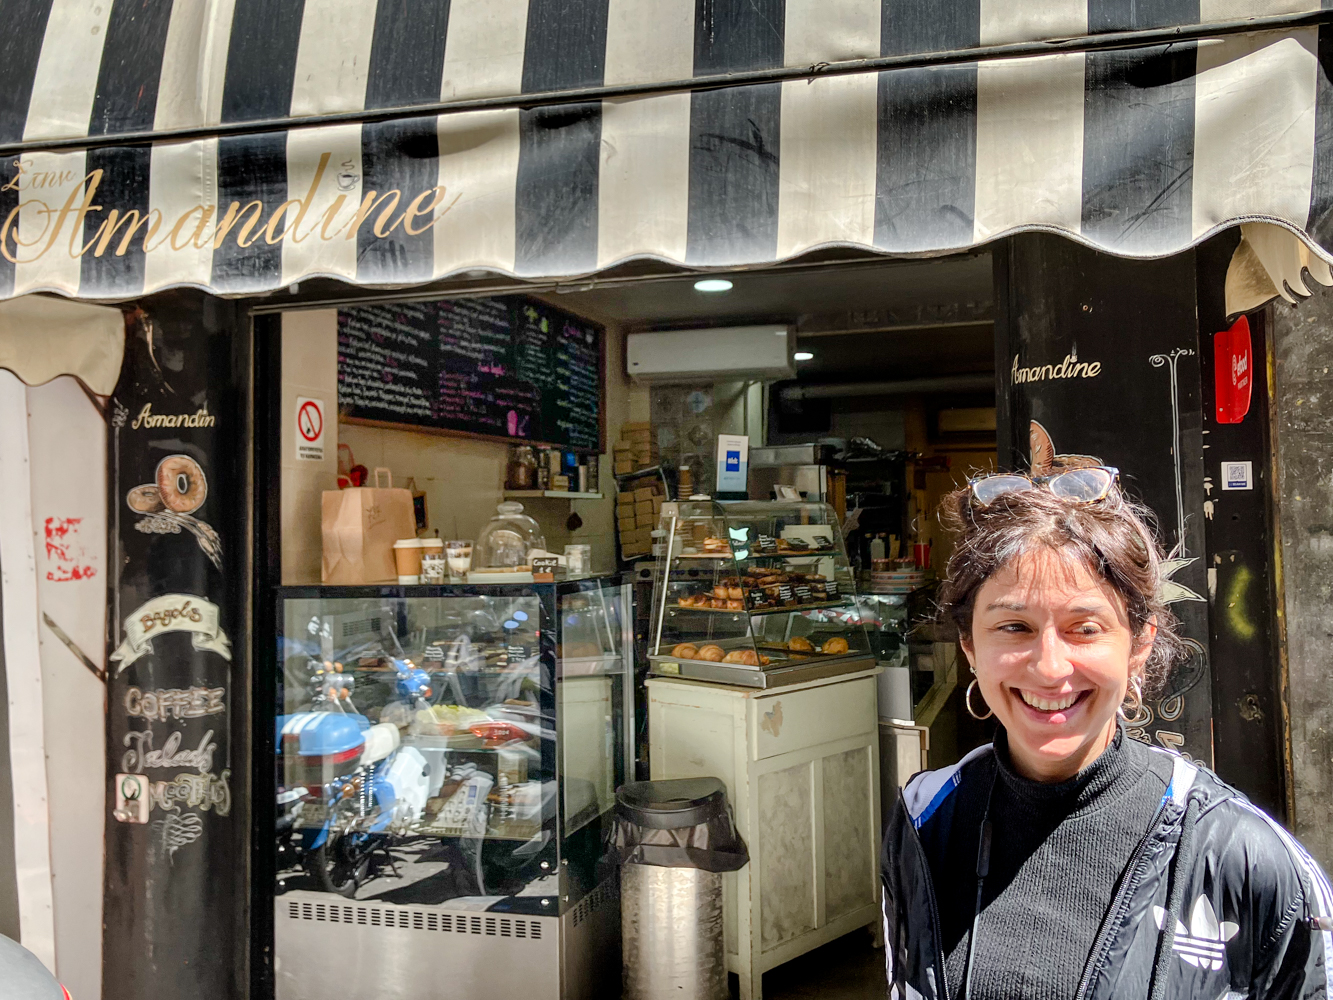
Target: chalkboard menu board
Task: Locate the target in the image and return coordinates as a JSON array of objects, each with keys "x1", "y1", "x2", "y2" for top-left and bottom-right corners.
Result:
[{"x1": 337, "y1": 296, "x2": 603, "y2": 450}]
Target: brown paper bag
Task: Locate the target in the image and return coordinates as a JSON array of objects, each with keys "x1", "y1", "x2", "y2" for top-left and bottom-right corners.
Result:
[{"x1": 322, "y1": 467, "x2": 417, "y2": 584}]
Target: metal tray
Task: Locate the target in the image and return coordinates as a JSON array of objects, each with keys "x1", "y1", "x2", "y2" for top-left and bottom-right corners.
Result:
[
  {"x1": 666, "y1": 600, "x2": 851, "y2": 616},
  {"x1": 648, "y1": 651, "x2": 877, "y2": 689}
]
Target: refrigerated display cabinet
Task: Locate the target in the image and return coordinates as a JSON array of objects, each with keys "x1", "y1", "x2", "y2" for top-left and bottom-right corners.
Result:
[
  {"x1": 648, "y1": 499, "x2": 875, "y2": 688},
  {"x1": 270, "y1": 576, "x2": 632, "y2": 1000}
]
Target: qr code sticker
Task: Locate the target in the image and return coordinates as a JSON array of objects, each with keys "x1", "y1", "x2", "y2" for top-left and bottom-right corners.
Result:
[{"x1": 1222, "y1": 461, "x2": 1252, "y2": 491}]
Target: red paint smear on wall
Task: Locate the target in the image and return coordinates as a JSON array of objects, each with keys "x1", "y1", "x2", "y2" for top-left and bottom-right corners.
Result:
[{"x1": 45, "y1": 516, "x2": 96, "y2": 582}]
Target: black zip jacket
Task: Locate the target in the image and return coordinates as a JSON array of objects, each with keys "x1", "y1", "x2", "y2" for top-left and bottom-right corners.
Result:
[{"x1": 881, "y1": 744, "x2": 1333, "y2": 1000}]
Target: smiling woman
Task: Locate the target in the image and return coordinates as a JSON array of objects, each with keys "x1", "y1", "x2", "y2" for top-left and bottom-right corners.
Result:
[
  {"x1": 937, "y1": 483, "x2": 1185, "y2": 782},
  {"x1": 879, "y1": 483, "x2": 1333, "y2": 1000}
]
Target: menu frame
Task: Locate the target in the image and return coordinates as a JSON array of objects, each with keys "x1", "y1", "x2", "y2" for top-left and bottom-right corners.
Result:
[{"x1": 337, "y1": 294, "x2": 606, "y2": 454}]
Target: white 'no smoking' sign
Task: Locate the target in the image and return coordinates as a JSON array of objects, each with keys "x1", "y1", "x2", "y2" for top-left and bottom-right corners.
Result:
[{"x1": 296, "y1": 397, "x2": 325, "y2": 461}]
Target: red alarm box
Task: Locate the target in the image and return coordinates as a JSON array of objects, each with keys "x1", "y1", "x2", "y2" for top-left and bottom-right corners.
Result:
[{"x1": 1214, "y1": 315, "x2": 1253, "y2": 424}]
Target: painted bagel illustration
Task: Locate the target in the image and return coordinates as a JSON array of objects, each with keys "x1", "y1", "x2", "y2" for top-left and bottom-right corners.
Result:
[
  {"x1": 126, "y1": 484, "x2": 164, "y2": 513},
  {"x1": 124, "y1": 455, "x2": 223, "y2": 571},
  {"x1": 156, "y1": 455, "x2": 208, "y2": 513}
]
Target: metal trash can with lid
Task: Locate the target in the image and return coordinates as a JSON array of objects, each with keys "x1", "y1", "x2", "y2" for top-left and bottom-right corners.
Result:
[{"x1": 607, "y1": 777, "x2": 749, "y2": 1000}]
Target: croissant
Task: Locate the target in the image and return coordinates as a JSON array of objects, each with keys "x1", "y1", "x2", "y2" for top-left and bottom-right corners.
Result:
[{"x1": 722, "y1": 649, "x2": 759, "y2": 665}]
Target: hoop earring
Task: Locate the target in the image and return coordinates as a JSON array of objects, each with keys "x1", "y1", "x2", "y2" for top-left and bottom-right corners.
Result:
[
  {"x1": 1119, "y1": 676, "x2": 1146, "y2": 723},
  {"x1": 965, "y1": 679, "x2": 993, "y2": 721}
]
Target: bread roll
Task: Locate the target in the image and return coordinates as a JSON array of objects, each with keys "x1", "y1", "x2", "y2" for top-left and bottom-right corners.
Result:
[
  {"x1": 671, "y1": 643, "x2": 699, "y2": 659},
  {"x1": 788, "y1": 636, "x2": 814, "y2": 652},
  {"x1": 821, "y1": 636, "x2": 849, "y2": 655},
  {"x1": 713, "y1": 586, "x2": 729, "y2": 599},
  {"x1": 697, "y1": 645, "x2": 725, "y2": 662},
  {"x1": 727, "y1": 587, "x2": 743, "y2": 600},
  {"x1": 722, "y1": 649, "x2": 759, "y2": 665}
]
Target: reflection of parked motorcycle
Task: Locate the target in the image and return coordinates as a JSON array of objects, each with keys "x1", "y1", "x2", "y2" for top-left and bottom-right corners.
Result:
[{"x1": 277, "y1": 711, "x2": 429, "y2": 897}]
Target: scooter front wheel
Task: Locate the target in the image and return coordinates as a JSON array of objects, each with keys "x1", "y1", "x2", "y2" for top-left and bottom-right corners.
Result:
[{"x1": 307, "y1": 836, "x2": 371, "y2": 898}]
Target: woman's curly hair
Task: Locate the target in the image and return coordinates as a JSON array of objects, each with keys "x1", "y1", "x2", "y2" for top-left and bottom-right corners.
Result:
[{"x1": 934, "y1": 483, "x2": 1188, "y2": 697}]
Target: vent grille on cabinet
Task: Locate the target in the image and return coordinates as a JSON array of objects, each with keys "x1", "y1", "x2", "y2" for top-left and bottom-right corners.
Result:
[
  {"x1": 285, "y1": 900, "x2": 545, "y2": 941},
  {"x1": 570, "y1": 878, "x2": 618, "y2": 929}
]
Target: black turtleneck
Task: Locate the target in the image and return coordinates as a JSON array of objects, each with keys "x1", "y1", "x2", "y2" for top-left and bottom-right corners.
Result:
[{"x1": 929, "y1": 726, "x2": 1176, "y2": 1000}]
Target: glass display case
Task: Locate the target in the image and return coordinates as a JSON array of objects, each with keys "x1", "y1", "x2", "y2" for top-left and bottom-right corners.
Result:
[
  {"x1": 474, "y1": 500, "x2": 547, "y2": 570},
  {"x1": 648, "y1": 500, "x2": 875, "y2": 687},
  {"x1": 271, "y1": 575, "x2": 631, "y2": 1000},
  {"x1": 857, "y1": 587, "x2": 948, "y2": 710}
]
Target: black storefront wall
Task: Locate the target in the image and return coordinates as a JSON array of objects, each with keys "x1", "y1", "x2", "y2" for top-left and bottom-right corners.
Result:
[
  {"x1": 104, "y1": 292, "x2": 250, "y2": 1000},
  {"x1": 1195, "y1": 234, "x2": 1288, "y2": 819},
  {"x1": 994, "y1": 235, "x2": 1214, "y2": 764}
]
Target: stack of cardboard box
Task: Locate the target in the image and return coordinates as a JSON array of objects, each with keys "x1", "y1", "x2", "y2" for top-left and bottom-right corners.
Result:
[
  {"x1": 612, "y1": 422, "x2": 656, "y2": 476},
  {"x1": 616, "y1": 482, "x2": 664, "y2": 559}
]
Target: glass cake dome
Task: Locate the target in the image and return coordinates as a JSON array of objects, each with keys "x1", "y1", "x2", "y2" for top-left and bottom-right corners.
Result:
[{"x1": 475, "y1": 502, "x2": 547, "y2": 569}]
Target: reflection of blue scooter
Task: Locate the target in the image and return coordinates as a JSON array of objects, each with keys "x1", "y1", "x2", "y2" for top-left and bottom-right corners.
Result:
[{"x1": 277, "y1": 710, "x2": 428, "y2": 897}]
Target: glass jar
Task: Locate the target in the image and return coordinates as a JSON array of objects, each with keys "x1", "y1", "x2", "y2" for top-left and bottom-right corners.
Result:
[
  {"x1": 505, "y1": 445, "x2": 539, "y2": 490},
  {"x1": 475, "y1": 502, "x2": 547, "y2": 569}
]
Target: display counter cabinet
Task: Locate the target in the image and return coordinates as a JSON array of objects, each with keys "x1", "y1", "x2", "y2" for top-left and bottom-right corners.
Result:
[
  {"x1": 648, "y1": 668, "x2": 883, "y2": 1000},
  {"x1": 649, "y1": 500, "x2": 875, "y2": 688},
  {"x1": 270, "y1": 576, "x2": 631, "y2": 1000}
]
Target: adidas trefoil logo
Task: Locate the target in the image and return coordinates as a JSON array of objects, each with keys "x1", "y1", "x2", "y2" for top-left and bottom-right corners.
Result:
[{"x1": 1153, "y1": 896, "x2": 1239, "y2": 971}]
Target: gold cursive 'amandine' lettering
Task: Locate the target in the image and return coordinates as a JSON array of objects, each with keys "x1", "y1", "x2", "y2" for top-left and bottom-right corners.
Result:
[{"x1": 0, "y1": 156, "x2": 460, "y2": 265}]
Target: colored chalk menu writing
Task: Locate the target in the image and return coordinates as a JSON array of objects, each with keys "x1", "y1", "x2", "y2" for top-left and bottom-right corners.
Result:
[{"x1": 337, "y1": 296, "x2": 603, "y2": 450}]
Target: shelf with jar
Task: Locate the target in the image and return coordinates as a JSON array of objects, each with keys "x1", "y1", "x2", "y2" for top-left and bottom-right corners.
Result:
[
  {"x1": 505, "y1": 443, "x2": 600, "y2": 495},
  {"x1": 503, "y1": 490, "x2": 604, "y2": 500}
]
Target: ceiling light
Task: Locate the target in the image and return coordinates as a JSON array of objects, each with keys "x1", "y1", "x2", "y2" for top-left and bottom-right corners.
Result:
[
  {"x1": 693, "y1": 278, "x2": 733, "y2": 293},
  {"x1": 794, "y1": 351, "x2": 814, "y2": 361}
]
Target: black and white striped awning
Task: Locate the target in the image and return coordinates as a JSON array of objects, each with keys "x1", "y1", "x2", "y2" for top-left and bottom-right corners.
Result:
[{"x1": 1, "y1": 0, "x2": 1332, "y2": 301}]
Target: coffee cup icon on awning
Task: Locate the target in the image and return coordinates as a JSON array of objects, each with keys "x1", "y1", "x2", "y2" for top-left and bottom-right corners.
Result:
[{"x1": 126, "y1": 455, "x2": 222, "y2": 570}]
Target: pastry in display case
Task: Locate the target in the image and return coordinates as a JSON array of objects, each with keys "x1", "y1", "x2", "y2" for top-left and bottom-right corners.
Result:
[
  {"x1": 271, "y1": 577, "x2": 631, "y2": 1000},
  {"x1": 648, "y1": 499, "x2": 875, "y2": 687}
]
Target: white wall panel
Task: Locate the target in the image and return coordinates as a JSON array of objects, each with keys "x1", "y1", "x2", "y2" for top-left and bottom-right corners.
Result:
[
  {"x1": 0, "y1": 370, "x2": 55, "y2": 972},
  {"x1": 27, "y1": 376, "x2": 106, "y2": 1000}
]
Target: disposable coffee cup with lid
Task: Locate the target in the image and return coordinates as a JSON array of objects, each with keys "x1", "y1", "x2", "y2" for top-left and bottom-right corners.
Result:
[{"x1": 393, "y1": 538, "x2": 425, "y2": 583}]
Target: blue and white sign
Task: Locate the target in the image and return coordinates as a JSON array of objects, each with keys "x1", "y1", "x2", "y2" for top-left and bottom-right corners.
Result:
[
  {"x1": 1221, "y1": 460, "x2": 1253, "y2": 491},
  {"x1": 716, "y1": 434, "x2": 749, "y2": 493}
]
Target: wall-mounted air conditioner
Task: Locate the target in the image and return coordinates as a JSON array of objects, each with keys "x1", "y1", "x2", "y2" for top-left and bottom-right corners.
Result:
[{"x1": 626, "y1": 326, "x2": 794, "y2": 384}]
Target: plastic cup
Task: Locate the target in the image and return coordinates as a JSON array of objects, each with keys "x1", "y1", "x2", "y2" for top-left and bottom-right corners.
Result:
[
  {"x1": 564, "y1": 544, "x2": 591, "y2": 577},
  {"x1": 445, "y1": 540, "x2": 473, "y2": 581},
  {"x1": 420, "y1": 553, "x2": 446, "y2": 584}
]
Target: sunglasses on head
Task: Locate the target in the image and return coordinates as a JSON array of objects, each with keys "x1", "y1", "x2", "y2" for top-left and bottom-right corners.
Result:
[{"x1": 968, "y1": 466, "x2": 1120, "y2": 506}]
